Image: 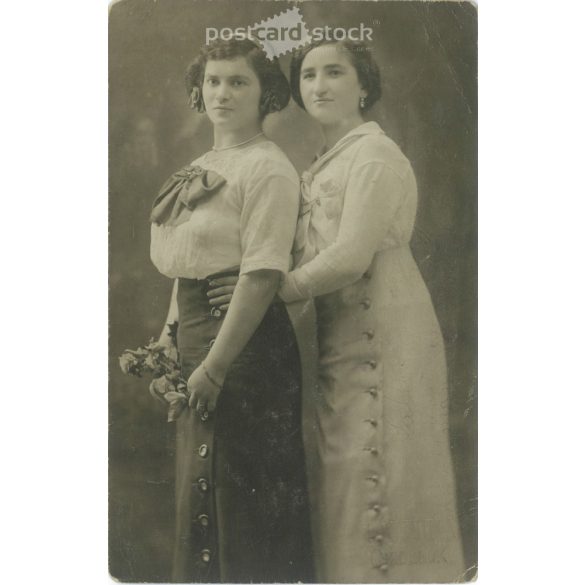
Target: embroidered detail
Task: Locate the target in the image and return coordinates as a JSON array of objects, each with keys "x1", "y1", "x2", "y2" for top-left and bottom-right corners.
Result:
[{"x1": 318, "y1": 178, "x2": 340, "y2": 195}]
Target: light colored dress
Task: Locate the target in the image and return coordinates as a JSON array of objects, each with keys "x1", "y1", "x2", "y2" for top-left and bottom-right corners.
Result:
[{"x1": 280, "y1": 122, "x2": 465, "y2": 583}]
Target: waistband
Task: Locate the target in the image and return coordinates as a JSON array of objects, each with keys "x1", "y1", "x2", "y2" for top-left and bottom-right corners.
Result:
[
  {"x1": 178, "y1": 266, "x2": 240, "y2": 287},
  {"x1": 178, "y1": 266, "x2": 283, "y2": 307}
]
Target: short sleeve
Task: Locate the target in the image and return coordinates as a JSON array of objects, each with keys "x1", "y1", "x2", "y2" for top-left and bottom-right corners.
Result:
[{"x1": 239, "y1": 161, "x2": 300, "y2": 276}]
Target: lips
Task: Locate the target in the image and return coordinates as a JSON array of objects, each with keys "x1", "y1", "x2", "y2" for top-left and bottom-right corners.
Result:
[{"x1": 313, "y1": 99, "x2": 333, "y2": 104}]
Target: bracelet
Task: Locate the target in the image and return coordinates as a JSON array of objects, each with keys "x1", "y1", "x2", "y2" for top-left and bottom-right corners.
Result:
[{"x1": 202, "y1": 361, "x2": 223, "y2": 389}]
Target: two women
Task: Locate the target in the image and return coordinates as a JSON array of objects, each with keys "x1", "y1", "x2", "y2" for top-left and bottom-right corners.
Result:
[
  {"x1": 150, "y1": 39, "x2": 313, "y2": 582},
  {"x1": 151, "y1": 36, "x2": 464, "y2": 583}
]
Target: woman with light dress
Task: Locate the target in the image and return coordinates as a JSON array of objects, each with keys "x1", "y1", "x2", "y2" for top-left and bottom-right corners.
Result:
[
  {"x1": 209, "y1": 39, "x2": 465, "y2": 583},
  {"x1": 150, "y1": 38, "x2": 313, "y2": 583}
]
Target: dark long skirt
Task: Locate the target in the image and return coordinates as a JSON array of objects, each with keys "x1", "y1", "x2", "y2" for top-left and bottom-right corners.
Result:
[{"x1": 171, "y1": 275, "x2": 314, "y2": 583}]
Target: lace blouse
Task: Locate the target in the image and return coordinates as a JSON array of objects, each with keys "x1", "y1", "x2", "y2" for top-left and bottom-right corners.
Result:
[{"x1": 151, "y1": 141, "x2": 300, "y2": 279}]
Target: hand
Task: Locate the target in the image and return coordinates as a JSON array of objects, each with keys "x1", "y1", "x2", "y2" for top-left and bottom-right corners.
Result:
[
  {"x1": 187, "y1": 362, "x2": 225, "y2": 415},
  {"x1": 207, "y1": 276, "x2": 238, "y2": 311}
]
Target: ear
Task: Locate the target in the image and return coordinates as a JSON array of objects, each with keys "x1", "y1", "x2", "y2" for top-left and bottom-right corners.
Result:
[{"x1": 189, "y1": 86, "x2": 205, "y2": 113}]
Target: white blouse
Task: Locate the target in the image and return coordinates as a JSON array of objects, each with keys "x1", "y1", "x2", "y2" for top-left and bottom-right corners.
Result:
[
  {"x1": 280, "y1": 122, "x2": 418, "y2": 301},
  {"x1": 150, "y1": 140, "x2": 300, "y2": 279}
]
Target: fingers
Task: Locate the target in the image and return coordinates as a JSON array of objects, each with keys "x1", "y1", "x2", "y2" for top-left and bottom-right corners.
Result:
[
  {"x1": 209, "y1": 276, "x2": 238, "y2": 287},
  {"x1": 206, "y1": 396, "x2": 218, "y2": 413},
  {"x1": 207, "y1": 285, "x2": 235, "y2": 299},
  {"x1": 193, "y1": 393, "x2": 218, "y2": 414},
  {"x1": 190, "y1": 388, "x2": 211, "y2": 414},
  {"x1": 196, "y1": 400, "x2": 216, "y2": 414},
  {"x1": 208, "y1": 293, "x2": 233, "y2": 306},
  {"x1": 196, "y1": 399, "x2": 207, "y2": 415}
]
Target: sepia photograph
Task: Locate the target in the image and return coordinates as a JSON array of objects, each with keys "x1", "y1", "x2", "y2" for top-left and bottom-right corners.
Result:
[
  {"x1": 6, "y1": 1, "x2": 585, "y2": 585},
  {"x1": 109, "y1": 0, "x2": 477, "y2": 582}
]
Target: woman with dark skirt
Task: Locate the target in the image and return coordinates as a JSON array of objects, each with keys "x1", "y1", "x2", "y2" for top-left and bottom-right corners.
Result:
[{"x1": 150, "y1": 38, "x2": 313, "y2": 583}]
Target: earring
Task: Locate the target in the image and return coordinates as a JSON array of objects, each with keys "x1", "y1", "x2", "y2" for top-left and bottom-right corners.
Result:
[{"x1": 359, "y1": 96, "x2": 366, "y2": 109}]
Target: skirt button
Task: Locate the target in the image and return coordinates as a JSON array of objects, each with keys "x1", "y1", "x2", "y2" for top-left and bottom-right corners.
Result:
[
  {"x1": 362, "y1": 329, "x2": 375, "y2": 340},
  {"x1": 197, "y1": 514, "x2": 209, "y2": 527}
]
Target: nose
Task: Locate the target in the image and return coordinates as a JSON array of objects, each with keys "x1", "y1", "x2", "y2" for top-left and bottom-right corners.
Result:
[
  {"x1": 314, "y1": 73, "x2": 328, "y2": 96},
  {"x1": 216, "y1": 81, "x2": 231, "y2": 102}
]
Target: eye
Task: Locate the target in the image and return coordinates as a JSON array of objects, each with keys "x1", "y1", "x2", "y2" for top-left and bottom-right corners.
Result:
[
  {"x1": 231, "y1": 79, "x2": 245, "y2": 87},
  {"x1": 328, "y1": 69, "x2": 342, "y2": 78},
  {"x1": 301, "y1": 72, "x2": 315, "y2": 80},
  {"x1": 206, "y1": 78, "x2": 219, "y2": 86}
]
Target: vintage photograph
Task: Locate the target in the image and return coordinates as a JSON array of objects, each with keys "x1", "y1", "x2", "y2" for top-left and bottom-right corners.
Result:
[{"x1": 109, "y1": 0, "x2": 477, "y2": 582}]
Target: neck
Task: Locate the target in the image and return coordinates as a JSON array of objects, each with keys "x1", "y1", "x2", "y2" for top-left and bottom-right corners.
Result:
[
  {"x1": 213, "y1": 123, "x2": 263, "y2": 150},
  {"x1": 321, "y1": 115, "x2": 365, "y2": 152}
]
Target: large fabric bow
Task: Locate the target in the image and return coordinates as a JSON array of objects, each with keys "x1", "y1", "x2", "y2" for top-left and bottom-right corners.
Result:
[{"x1": 150, "y1": 164, "x2": 227, "y2": 227}]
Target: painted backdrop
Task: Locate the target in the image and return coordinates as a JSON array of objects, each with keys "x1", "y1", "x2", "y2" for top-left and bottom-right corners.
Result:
[{"x1": 109, "y1": 0, "x2": 477, "y2": 580}]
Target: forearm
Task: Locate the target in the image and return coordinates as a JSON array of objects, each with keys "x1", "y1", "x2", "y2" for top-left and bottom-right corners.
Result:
[
  {"x1": 281, "y1": 163, "x2": 407, "y2": 302},
  {"x1": 159, "y1": 279, "x2": 179, "y2": 342},
  {"x1": 167, "y1": 279, "x2": 179, "y2": 322},
  {"x1": 205, "y1": 270, "x2": 280, "y2": 377},
  {"x1": 280, "y1": 243, "x2": 374, "y2": 302}
]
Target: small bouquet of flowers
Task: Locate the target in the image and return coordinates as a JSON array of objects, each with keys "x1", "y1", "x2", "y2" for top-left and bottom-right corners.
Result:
[{"x1": 119, "y1": 329, "x2": 188, "y2": 422}]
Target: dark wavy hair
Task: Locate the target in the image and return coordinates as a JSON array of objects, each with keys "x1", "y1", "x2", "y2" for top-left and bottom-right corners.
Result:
[
  {"x1": 290, "y1": 40, "x2": 382, "y2": 112},
  {"x1": 185, "y1": 39, "x2": 291, "y2": 120}
]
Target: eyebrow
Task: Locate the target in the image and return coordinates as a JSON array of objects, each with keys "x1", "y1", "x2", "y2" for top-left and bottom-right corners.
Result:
[
  {"x1": 204, "y1": 73, "x2": 252, "y2": 80},
  {"x1": 301, "y1": 63, "x2": 347, "y2": 73}
]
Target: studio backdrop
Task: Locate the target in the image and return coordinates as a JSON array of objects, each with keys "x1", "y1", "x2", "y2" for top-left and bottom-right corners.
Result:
[{"x1": 109, "y1": 0, "x2": 477, "y2": 581}]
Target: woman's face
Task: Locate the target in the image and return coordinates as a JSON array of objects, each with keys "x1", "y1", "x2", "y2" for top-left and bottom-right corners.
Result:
[
  {"x1": 202, "y1": 56, "x2": 262, "y2": 131},
  {"x1": 299, "y1": 44, "x2": 367, "y2": 126}
]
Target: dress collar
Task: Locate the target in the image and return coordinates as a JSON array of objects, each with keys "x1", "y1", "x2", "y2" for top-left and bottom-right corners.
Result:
[{"x1": 315, "y1": 121, "x2": 385, "y2": 160}]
